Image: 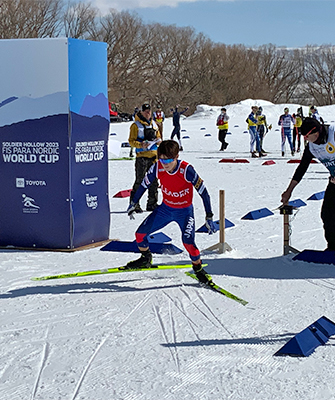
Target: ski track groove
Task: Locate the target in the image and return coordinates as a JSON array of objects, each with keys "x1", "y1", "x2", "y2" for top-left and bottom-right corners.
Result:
[
  {"x1": 179, "y1": 286, "x2": 220, "y2": 329},
  {"x1": 193, "y1": 288, "x2": 235, "y2": 339},
  {"x1": 70, "y1": 335, "x2": 109, "y2": 400},
  {"x1": 168, "y1": 298, "x2": 181, "y2": 373},
  {"x1": 306, "y1": 278, "x2": 335, "y2": 291},
  {"x1": 30, "y1": 327, "x2": 49, "y2": 400},
  {"x1": 162, "y1": 290, "x2": 199, "y2": 328},
  {"x1": 117, "y1": 292, "x2": 153, "y2": 328},
  {"x1": 163, "y1": 288, "x2": 204, "y2": 343},
  {"x1": 153, "y1": 303, "x2": 180, "y2": 373}
]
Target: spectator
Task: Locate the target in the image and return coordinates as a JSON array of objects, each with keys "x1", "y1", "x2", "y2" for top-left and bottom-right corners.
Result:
[
  {"x1": 310, "y1": 105, "x2": 324, "y2": 124},
  {"x1": 153, "y1": 105, "x2": 165, "y2": 139},
  {"x1": 128, "y1": 103, "x2": 161, "y2": 212},
  {"x1": 170, "y1": 105, "x2": 189, "y2": 151},
  {"x1": 256, "y1": 106, "x2": 269, "y2": 153},
  {"x1": 247, "y1": 106, "x2": 263, "y2": 158},
  {"x1": 292, "y1": 107, "x2": 303, "y2": 152},
  {"x1": 216, "y1": 107, "x2": 230, "y2": 151},
  {"x1": 278, "y1": 107, "x2": 295, "y2": 156}
]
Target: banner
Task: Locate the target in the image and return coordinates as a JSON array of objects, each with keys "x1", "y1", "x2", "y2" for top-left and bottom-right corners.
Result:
[{"x1": 0, "y1": 38, "x2": 110, "y2": 249}]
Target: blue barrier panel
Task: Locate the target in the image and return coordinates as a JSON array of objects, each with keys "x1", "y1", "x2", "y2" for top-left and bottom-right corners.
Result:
[
  {"x1": 100, "y1": 240, "x2": 183, "y2": 255},
  {"x1": 147, "y1": 232, "x2": 172, "y2": 243},
  {"x1": 275, "y1": 316, "x2": 335, "y2": 357},
  {"x1": 293, "y1": 250, "x2": 335, "y2": 265},
  {"x1": 196, "y1": 219, "x2": 235, "y2": 233},
  {"x1": 289, "y1": 199, "x2": 307, "y2": 208},
  {"x1": 0, "y1": 38, "x2": 110, "y2": 249},
  {"x1": 182, "y1": 136, "x2": 190, "y2": 139},
  {"x1": 241, "y1": 208, "x2": 274, "y2": 220},
  {"x1": 204, "y1": 133, "x2": 211, "y2": 137},
  {"x1": 307, "y1": 191, "x2": 325, "y2": 200},
  {"x1": 68, "y1": 38, "x2": 110, "y2": 248}
]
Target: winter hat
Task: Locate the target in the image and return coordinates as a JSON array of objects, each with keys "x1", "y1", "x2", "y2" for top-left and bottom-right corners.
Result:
[
  {"x1": 284, "y1": 107, "x2": 289, "y2": 112},
  {"x1": 301, "y1": 117, "x2": 321, "y2": 136},
  {"x1": 141, "y1": 103, "x2": 151, "y2": 111}
]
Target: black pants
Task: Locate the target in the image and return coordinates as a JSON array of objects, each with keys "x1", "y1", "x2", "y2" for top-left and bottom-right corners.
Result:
[
  {"x1": 321, "y1": 181, "x2": 335, "y2": 250},
  {"x1": 131, "y1": 156, "x2": 158, "y2": 208},
  {"x1": 171, "y1": 126, "x2": 181, "y2": 140},
  {"x1": 292, "y1": 127, "x2": 301, "y2": 151},
  {"x1": 257, "y1": 125, "x2": 265, "y2": 149},
  {"x1": 218, "y1": 129, "x2": 228, "y2": 150}
]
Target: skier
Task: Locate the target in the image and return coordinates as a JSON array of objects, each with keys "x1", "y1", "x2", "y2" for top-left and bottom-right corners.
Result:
[
  {"x1": 126, "y1": 139, "x2": 217, "y2": 285},
  {"x1": 170, "y1": 105, "x2": 189, "y2": 150},
  {"x1": 310, "y1": 105, "x2": 324, "y2": 124},
  {"x1": 292, "y1": 108, "x2": 303, "y2": 152},
  {"x1": 216, "y1": 107, "x2": 230, "y2": 151},
  {"x1": 247, "y1": 106, "x2": 263, "y2": 158},
  {"x1": 153, "y1": 105, "x2": 165, "y2": 139},
  {"x1": 278, "y1": 107, "x2": 295, "y2": 156},
  {"x1": 281, "y1": 117, "x2": 335, "y2": 251},
  {"x1": 256, "y1": 106, "x2": 269, "y2": 153}
]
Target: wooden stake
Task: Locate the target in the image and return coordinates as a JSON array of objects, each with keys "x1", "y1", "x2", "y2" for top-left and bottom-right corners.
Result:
[{"x1": 203, "y1": 190, "x2": 232, "y2": 254}]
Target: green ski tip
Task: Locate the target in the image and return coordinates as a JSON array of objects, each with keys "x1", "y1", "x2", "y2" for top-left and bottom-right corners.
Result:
[{"x1": 185, "y1": 272, "x2": 248, "y2": 306}]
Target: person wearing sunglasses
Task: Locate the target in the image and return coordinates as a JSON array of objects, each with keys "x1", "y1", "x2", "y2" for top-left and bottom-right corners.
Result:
[
  {"x1": 281, "y1": 117, "x2": 335, "y2": 251},
  {"x1": 126, "y1": 140, "x2": 217, "y2": 285}
]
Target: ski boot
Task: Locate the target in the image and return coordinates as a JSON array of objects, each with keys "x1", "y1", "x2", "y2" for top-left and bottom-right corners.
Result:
[
  {"x1": 193, "y1": 262, "x2": 212, "y2": 286},
  {"x1": 125, "y1": 249, "x2": 152, "y2": 269}
]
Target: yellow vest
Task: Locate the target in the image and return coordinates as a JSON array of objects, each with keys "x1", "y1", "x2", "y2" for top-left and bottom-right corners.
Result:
[{"x1": 294, "y1": 116, "x2": 302, "y2": 127}]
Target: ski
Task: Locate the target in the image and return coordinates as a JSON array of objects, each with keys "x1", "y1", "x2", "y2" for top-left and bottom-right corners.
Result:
[
  {"x1": 185, "y1": 272, "x2": 248, "y2": 306},
  {"x1": 31, "y1": 263, "x2": 207, "y2": 281}
]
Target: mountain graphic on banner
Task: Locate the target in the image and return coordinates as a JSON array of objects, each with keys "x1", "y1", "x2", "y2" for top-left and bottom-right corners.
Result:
[
  {"x1": 78, "y1": 93, "x2": 109, "y2": 121},
  {"x1": 0, "y1": 92, "x2": 69, "y2": 128}
]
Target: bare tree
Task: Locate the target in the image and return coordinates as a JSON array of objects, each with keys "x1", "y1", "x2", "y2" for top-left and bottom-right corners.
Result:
[
  {"x1": 252, "y1": 45, "x2": 304, "y2": 103},
  {"x1": 63, "y1": 1, "x2": 98, "y2": 39},
  {"x1": 98, "y1": 10, "x2": 160, "y2": 110},
  {"x1": 0, "y1": 0, "x2": 63, "y2": 38},
  {"x1": 303, "y1": 45, "x2": 335, "y2": 105},
  {"x1": 4, "y1": 5, "x2": 335, "y2": 109}
]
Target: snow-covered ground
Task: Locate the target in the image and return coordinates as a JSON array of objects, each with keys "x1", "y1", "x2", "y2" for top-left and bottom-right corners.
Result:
[{"x1": 1, "y1": 99, "x2": 335, "y2": 400}]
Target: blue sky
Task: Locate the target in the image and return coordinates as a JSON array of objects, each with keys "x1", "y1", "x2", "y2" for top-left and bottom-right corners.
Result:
[{"x1": 92, "y1": 0, "x2": 335, "y2": 48}]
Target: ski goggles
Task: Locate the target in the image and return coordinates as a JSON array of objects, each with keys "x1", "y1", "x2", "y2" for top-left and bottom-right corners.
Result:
[
  {"x1": 159, "y1": 158, "x2": 174, "y2": 164},
  {"x1": 303, "y1": 126, "x2": 318, "y2": 138}
]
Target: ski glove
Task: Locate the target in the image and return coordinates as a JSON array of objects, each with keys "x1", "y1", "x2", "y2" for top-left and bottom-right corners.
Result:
[
  {"x1": 127, "y1": 202, "x2": 137, "y2": 220},
  {"x1": 205, "y1": 213, "x2": 217, "y2": 235}
]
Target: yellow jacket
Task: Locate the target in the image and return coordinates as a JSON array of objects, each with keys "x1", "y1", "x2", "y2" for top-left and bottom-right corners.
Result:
[{"x1": 128, "y1": 113, "x2": 161, "y2": 158}]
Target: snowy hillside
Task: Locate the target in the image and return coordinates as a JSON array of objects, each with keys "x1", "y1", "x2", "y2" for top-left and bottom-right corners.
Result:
[{"x1": 1, "y1": 100, "x2": 335, "y2": 400}]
